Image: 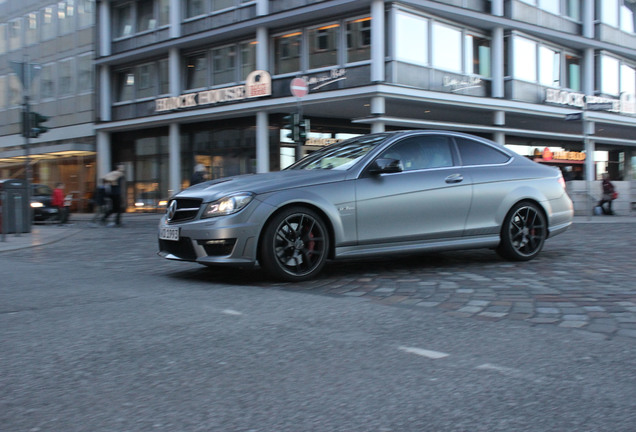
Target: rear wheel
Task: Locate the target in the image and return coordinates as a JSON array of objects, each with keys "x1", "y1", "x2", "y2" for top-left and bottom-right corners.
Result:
[
  {"x1": 497, "y1": 202, "x2": 547, "y2": 261},
  {"x1": 260, "y1": 207, "x2": 329, "y2": 281}
]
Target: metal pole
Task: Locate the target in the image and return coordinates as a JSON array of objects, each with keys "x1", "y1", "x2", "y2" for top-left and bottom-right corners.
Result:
[
  {"x1": 1, "y1": 191, "x2": 6, "y2": 242},
  {"x1": 15, "y1": 195, "x2": 22, "y2": 237},
  {"x1": 23, "y1": 59, "x2": 33, "y2": 232}
]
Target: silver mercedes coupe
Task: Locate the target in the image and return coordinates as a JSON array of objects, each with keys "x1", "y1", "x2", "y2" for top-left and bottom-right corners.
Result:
[{"x1": 158, "y1": 130, "x2": 573, "y2": 281}]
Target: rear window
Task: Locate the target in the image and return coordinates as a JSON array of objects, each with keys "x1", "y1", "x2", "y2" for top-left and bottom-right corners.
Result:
[
  {"x1": 455, "y1": 137, "x2": 510, "y2": 166},
  {"x1": 33, "y1": 185, "x2": 52, "y2": 196}
]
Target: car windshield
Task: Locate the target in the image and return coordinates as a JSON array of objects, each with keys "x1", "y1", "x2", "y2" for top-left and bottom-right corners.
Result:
[{"x1": 288, "y1": 134, "x2": 389, "y2": 170}]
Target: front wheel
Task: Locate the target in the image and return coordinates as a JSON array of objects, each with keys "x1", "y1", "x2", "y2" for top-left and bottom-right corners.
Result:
[
  {"x1": 497, "y1": 202, "x2": 547, "y2": 261},
  {"x1": 259, "y1": 207, "x2": 329, "y2": 281}
]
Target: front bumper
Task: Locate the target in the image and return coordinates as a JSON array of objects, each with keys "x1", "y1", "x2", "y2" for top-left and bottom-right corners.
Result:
[{"x1": 157, "y1": 212, "x2": 263, "y2": 266}]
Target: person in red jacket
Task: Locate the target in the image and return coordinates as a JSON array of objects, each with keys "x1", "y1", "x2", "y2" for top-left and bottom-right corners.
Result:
[{"x1": 51, "y1": 182, "x2": 68, "y2": 223}]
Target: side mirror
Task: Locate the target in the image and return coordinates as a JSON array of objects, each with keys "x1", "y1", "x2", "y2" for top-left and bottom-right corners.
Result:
[{"x1": 369, "y1": 158, "x2": 403, "y2": 174}]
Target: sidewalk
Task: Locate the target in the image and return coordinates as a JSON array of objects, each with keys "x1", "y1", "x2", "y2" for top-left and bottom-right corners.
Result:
[
  {"x1": 0, "y1": 213, "x2": 634, "y2": 253},
  {"x1": 0, "y1": 212, "x2": 161, "y2": 253}
]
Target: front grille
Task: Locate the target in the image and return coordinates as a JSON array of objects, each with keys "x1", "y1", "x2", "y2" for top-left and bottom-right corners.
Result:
[
  {"x1": 159, "y1": 237, "x2": 197, "y2": 261},
  {"x1": 198, "y1": 239, "x2": 237, "y2": 256},
  {"x1": 168, "y1": 198, "x2": 203, "y2": 223}
]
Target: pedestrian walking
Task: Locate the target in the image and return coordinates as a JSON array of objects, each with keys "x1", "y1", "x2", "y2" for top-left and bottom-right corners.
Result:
[
  {"x1": 90, "y1": 179, "x2": 109, "y2": 226},
  {"x1": 596, "y1": 172, "x2": 617, "y2": 215},
  {"x1": 190, "y1": 164, "x2": 208, "y2": 186},
  {"x1": 51, "y1": 182, "x2": 69, "y2": 224},
  {"x1": 101, "y1": 163, "x2": 126, "y2": 227}
]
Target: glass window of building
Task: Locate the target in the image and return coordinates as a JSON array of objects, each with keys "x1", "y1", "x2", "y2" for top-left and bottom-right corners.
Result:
[
  {"x1": 213, "y1": 45, "x2": 237, "y2": 84},
  {"x1": 185, "y1": 53, "x2": 208, "y2": 89},
  {"x1": 158, "y1": 59, "x2": 170, "y2": 94},
  {"x1": 274, "y1": 31, "x2": 302, "y2": 75},
  {"x1": 539, "y1": 45, "x2": 560, "y2": 87},
  {"x1": 9, "y1": 74, "x2": 21, "y2": 106},
  {"x1": 308, "y1": 23, "x2": 340, "y2": 69},
  {"x1": 512, "y1": 36, "x2": 537, "y2": 82},
  {"x1": 186, "y1": 0, "x2": 205, "y2": 18},
  {"x1": 621, "y1": 64, "x2": 636, "y2": 97},
  {"x1": 116, "y1": 69, "x2": 135, "y2": 101},
  {"x1": 25, "y1": 12, "x2": 38, "y2": 46},
  {"x1": 0, "y1": 24, "x2": 7, "y2": 55},
  {"x1": 41, "y1": 5, "x2": 56, "y2": 40},
  {"x1": 0, "y1": 76, "x2": 6, "y2": 109},
  {"x1": 137, "y1": 63, "x2": 156, "y2": 98},
  {"x1": 395, "y1": 11, "x2": 428, "y2": 66},
  {"x1": 240, "y1": 40, "x2": 256, "y2": 80},
  {"x1": 346, "y1": 17, "x2": 371, "y2": 63},
  {"x1": 159, "y1": 0, "x2": 170, "y2": 26},
  {"x1": 432, "y1": 22, "x2": 462, "y2": 73},
  {"x1": 58, "y1": 1, "x2": 75, "y2": 35},
  {"x1": 601, "y1": 0, "x2": 620, "y2": 27},
  {"x1": 565, "y1": 0, "x2": 580, "y2": 20},
  {"x1": 40, "y1": 63, "x2": 55, "y2": 99},
  {"x1": 9, "y1": 18, "x2": 22, "y2": 51},
  {"x1": 465, "y1": 34, "x2": 491, "y2": 77},
  {"x1": 78, "y1": 0, "x2": 95, "y2": 28},
  {"x1": 212, "y1": 0, "x2": 234, "y2": 11},
  {"x1": 565, "y1": 54, "x2": 581, "y2": 91},
  {"x1": 77, "y1": 54, "x2": 93, "y2": 92},
  {"x1": 137, "y1": 0, "x2": 156, "y2": 32},
  {"x1": 600, "y1": 54, "x2": 620, "y2": 96},
  {"x1": 114, "y1": 3, "x2": 133, "y2": 38},
  {"x1": 58, "y1": 59, "x2": 73, "y2": 96},
  {"x1": 621, "y1": 1, "x2": 635, "y2": 32}
]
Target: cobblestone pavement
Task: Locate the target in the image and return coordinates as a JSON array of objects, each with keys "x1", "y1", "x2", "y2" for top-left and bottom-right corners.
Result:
[{"x1": 4, "y1": 215, "x2": 636, "y2": 340}]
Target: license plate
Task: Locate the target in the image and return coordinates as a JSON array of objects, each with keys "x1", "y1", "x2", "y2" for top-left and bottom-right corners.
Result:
[{"x1": 159, "y1": 226, "x2": 179, "y2": 241}]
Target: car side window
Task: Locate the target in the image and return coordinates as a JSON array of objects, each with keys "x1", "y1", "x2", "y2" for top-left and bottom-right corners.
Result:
[
  {"x1": 379, "y1": 136, "x2": 454, "y2": 171},
  {"x1": 455, "y1": 137, "x2": 510, "y2": 166}
]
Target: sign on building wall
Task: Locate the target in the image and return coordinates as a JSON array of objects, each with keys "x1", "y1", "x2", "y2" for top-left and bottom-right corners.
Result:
[
  {"x1": 154, "y1": 70, "x2": 272, "y2": 112},
  {"x1": 545, "y1": 88, "x2": 636, "y2": 115}
]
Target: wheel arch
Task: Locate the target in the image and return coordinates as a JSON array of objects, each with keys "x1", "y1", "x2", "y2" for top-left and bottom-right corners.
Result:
[{"x1": 256, "y1": 202, "x2": 337, "y2": 264}]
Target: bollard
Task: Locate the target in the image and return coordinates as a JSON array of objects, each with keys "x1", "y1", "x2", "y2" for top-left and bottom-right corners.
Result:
[
  {"x1": 15, "y1": 194, "x2": 22, "y2": 237},
  {"x1": 1, "y1": 190, "x2": 5, "y2": 242}
]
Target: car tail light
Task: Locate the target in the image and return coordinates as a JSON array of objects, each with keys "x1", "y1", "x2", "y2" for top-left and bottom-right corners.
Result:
[{"x1": 557, "y1": 172, "x2": 566, "y2": 189}]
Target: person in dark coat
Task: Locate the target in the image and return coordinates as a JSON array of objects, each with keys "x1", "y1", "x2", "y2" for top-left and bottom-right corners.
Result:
[
  {"x1": 101, "y1": 164, "x2": 126, "y2": 227},
  {"x1": 597, "y1": 173, "x2": 616, "y2": 215},
  {"x1": 190, "y1": 164, "x2": 208, "y2": 186}
]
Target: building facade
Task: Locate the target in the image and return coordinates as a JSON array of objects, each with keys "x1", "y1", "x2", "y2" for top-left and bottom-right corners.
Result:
[
  {"x1": 0, "y1": 0, "x2": 97, "y2": 212},
  {"x1": 3, "y1": 0, "x2": 636, "y2": 215}
]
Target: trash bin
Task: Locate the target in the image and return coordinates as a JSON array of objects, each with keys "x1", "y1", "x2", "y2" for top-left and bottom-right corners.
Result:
[{"x1": 0, "y1": 179, "x2": 31, "y2": 234}]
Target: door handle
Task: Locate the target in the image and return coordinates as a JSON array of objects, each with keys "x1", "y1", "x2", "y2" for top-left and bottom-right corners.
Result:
[{"x1": 445, "y1": 174, "x2": 464, "y2": 184}]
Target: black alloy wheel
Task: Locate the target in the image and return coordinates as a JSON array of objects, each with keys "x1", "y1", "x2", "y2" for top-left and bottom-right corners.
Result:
[
  {"x1": 497, "y1": 202, "x2": 547, "y2": 261},
  {"x1": 260, "y1": 207, "x2": 329, "y2": 281}
]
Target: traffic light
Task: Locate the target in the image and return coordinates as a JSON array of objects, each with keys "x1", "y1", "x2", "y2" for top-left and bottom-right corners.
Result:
[
  {"x1": 298, "y1": 118, "x2": 310, "y2": 143},
  {"x1": 22, "y1": 111, "x2": 50, "y2": 138},
  {"x1": 283, "y1": 113, "x2": 300, "y2": 142},
  {"x1": 31, "y1": 112, "x2": 50, "y2": 137}
]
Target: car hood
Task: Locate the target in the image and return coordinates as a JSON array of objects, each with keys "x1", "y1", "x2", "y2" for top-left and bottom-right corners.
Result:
[{"x1": 175, "y1": 170, "x2": 348, "y2": 202}]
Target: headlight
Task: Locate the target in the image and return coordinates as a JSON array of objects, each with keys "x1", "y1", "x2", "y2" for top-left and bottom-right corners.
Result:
[
  {"x1": 202, "y1": 193, "x2": 253, "y2": 218},
  {"x1": 31, "y1": 202, "x2": 44, "y2": 208}
]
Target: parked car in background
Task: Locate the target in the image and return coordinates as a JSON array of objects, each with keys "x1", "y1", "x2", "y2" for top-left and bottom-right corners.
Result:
[
  {"x1": 158, "y1": 130, "x2": 574, "y2": 281},
  {"x1": 31, "y1": 184, "x2": 59, "y2": 222}
]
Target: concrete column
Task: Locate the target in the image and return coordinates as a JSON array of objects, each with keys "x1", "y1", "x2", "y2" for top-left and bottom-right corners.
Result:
[
  {"x1": 491, "y1": 0, "x2": 504, "y2": 16},
  {"x1": 99, "y1": 65, "x2": 111, "y2": 122},
  {"x1": 96, "y1": 131, "x2": 111, "y2": 180},
  {"x1": 582, "y1": 0, "x2": 594, "y2": 39},
  {"x1": 371, "y1": 96, "x2": 385, "y2": 133},
  {"x1": 256, "y1": 27, "x2": 268, "y2": 71},
  {"x1": 99, "y1": 0, "x2": 111, "y2": 57},
  {"x1": 256, "y1": 111, "x2": 269, "y2": 173},
  {"x1": 493, "y1": 111, "x2": 505, "y2": 146},
  {"x1": 582, "y1": 48, "x2": 594, "y2": 96},
  {"x1": 169, "y1": 123, "x2": 181, "y2": 196},
  {"x1": 169, "y1": 47, "x2": 180, "y2": 96},
  {"x1": 170, "y1": 0, "x2": 181, "y2": 38},
  {"x1": 371, "y1": 0, "x2": 385, "y2": 82},
  {"x1": 491, "y1": 27, "x2": 504, "y2": 98},
  {"x1": 256, "y1": 0, "x2": 268, "y2": 16}
]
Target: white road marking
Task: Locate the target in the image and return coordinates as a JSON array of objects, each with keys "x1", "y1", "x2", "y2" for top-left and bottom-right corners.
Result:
[
  {"x1": 476, "y1": 363, "x2": 546, "y2": 383},
  {"x1": 221, "y1": 309, "x2": 243, "y2": 316},
  {"x1": 398, "y1": 346, "x2": 449, "y2": 359}
]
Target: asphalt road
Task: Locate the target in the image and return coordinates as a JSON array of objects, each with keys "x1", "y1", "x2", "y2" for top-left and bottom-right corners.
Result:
[{"x1": 1, "y1": 216, "x2": 635, "y2": 431}]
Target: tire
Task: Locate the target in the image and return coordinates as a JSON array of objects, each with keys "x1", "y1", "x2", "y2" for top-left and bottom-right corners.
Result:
[
  {"x1": 260, "y1": 207, "x2": 329, "y2": 281},
  {"x1": 497, "y1": 202, "x2": 547, "y2": 261}
]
